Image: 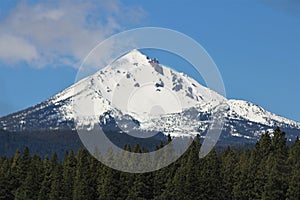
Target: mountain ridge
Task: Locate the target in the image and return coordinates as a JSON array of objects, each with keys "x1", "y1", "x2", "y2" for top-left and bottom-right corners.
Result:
[{"x1": 0, "y1": 49, "x2": 299, "y2": 144}]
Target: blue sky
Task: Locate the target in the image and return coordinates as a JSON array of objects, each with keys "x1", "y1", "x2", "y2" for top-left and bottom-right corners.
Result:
[{"x1": 0, "y1": 0, "x2": 299, "y2": 121}]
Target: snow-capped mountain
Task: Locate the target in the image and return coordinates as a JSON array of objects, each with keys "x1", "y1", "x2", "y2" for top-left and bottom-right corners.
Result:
[{"x1": 0, "y1": 49, "x2": 299, "y2": 144}]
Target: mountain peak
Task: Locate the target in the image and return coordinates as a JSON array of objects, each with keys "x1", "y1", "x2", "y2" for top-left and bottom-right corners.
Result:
[
  {"x1": 106, "y1": 49, "x2": 149, "y2": 72},
  {"x1": 120, "y1": 49, "x2": 148, "y2": 62},
  {"x1": 128, "y1": 48, "x2": 143, "y2": 54},
  {"x1": 0, "y1": 49, "x2": 299, "y2": 143}
]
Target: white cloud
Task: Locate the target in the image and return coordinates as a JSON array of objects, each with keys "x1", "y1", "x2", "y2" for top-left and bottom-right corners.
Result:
[
  {"x1": 0, "y1": 0, "x2": 146, "y2": 68},
  {"x1": 0, "y1": 34, "x2": 38, "y2": 63}
]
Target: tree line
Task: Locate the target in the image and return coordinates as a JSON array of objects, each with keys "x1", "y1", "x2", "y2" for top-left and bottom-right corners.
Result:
[{"x1": 0, "y1": 127, "x2": 299, "y2": 200}]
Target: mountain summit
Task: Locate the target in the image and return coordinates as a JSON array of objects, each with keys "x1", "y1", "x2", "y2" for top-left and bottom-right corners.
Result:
[{"x1": 0, "y1": 50, "x2": 299, "y2": 144}]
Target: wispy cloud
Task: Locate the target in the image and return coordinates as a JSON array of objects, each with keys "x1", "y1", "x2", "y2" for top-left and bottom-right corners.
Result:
[{"x1": 0, "y1": 0, "x2": 146, "y2": 68}]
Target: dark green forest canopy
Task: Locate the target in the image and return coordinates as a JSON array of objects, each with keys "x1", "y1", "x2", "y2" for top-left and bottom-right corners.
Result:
[{"x1": 0, "y1": 127, "x2": 299, "y2": 200}]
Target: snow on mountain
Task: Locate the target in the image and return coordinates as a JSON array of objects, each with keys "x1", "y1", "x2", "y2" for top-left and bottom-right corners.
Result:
[
  {"x1": 0, "y1": 49, "x2": 299, "y2": 142},
  {"x1": 51, "y1": 49, "x2": 226, "y2": 127},
  {"x1": 227, "y1": 100, "x2": 300, "y2": 128}
]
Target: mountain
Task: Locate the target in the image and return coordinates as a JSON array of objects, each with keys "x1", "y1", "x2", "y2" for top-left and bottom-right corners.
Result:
[{"x1": 0, "y1": 49, "x2": 300, "y2": 147}]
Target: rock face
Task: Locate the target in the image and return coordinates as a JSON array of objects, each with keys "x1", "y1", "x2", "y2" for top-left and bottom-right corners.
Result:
[{"x1": 0, "y1": 49, "x2": 299, "y2": 145}]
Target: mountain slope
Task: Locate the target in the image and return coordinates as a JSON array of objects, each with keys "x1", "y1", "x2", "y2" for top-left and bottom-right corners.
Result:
[{"x1": 0, "y1": 49, "x2": 299, "y2": 144}]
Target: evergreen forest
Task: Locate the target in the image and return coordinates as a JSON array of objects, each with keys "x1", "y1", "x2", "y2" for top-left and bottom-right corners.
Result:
[{"x1": 0, "y1": 127, "x2": 299, "y2": 200}]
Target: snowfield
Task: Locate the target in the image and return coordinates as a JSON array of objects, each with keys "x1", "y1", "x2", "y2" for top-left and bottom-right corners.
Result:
[{"x1": 0, "y1": 49, "x2": 299, "y2": 142}]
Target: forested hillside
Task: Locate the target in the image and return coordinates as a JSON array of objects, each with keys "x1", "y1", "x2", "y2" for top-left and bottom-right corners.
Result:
[{"x1": 0, "y1": 128, "x2": 299, "y2": 200}]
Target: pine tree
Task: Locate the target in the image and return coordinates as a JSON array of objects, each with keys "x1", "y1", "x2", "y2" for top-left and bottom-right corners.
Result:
[
  {"x1": 38, "y1": 155, "x2": 56, "y2": 200},
  {"x1": 73, "y1": 148, "x2": 96, "y2": 200},
  {"x1": 126, "y1": 173, "x2": 153, "y2": 200},
  {"x1": 233, "y1": 150, "x2": 253, "y2": 199},
  {"x1": 0, "y1": 126, "x2": 298, "y2": 200},
  {"x1": 125, "y1": 144, "x2": 154, "y2": 200},
  {"x1": 220, "y1": 147, "x2": 237, "y2": 199},
  {"x1": 118, "y1": 145, "x2": 134, "y2": 200},
  {"x1": 184, "y1": 140, "x2": 201, "y2": 200},
  {"x1": 98, "y1": 165, "x2": 120, "y2": 200},
  {"x1": 153, "y1": 164, "x2": 173, "y2": 199},
  {"x1": 14, "y1": 147, "x2": 37, "y2": 200},
  {"x1": 88, "y1": 152, "x2": 100, "y2": 200},
  {"x1": 0, "y1": 157, "x2": 14, "y2": 200},
  {"x1": 118, "y1": 171, "x2": 134, "y2": 200},
  {"x1": 49, "y1": 158, "x2": 63, "y2": 200},
  {"x1": 156, "y1": 136, "x2": 179, "y2": 200},
  {"x1": 0, "y1": 179, "x2": 14, "y2": 200},
  {"x1": 14, "y1": 152, "x2": 42, "y2": 200},
  {"x1": 286, "y1": 137, "x2": 300, "y2": 200},
  {"x1": 250, "y1": 132, "x2": 272, "y2": 199},
  {"x1": 14, "y1": 170, "x2": 37, "y2": 200},
  {"x1": 198, "y1": 148, "x2": 221, "y2": 200},
  {"x1": 9, "y1": 148, "x2": 25, "y2": 195},
  {"x1": 167, "y1": 162, "x2": 185, "y2": 200},
  {"x1": 286, "y1": 163, "x2": 300, "y2": 200},
  {"x1": 263, "y1": 127, "x2": 289, "y2": 200},
  {"x1": 98, "y1": 146, "x2": 120, "y2": 200},
  {"x1": 62, "y1": 150, "x2": 76, "y2": 200}
]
